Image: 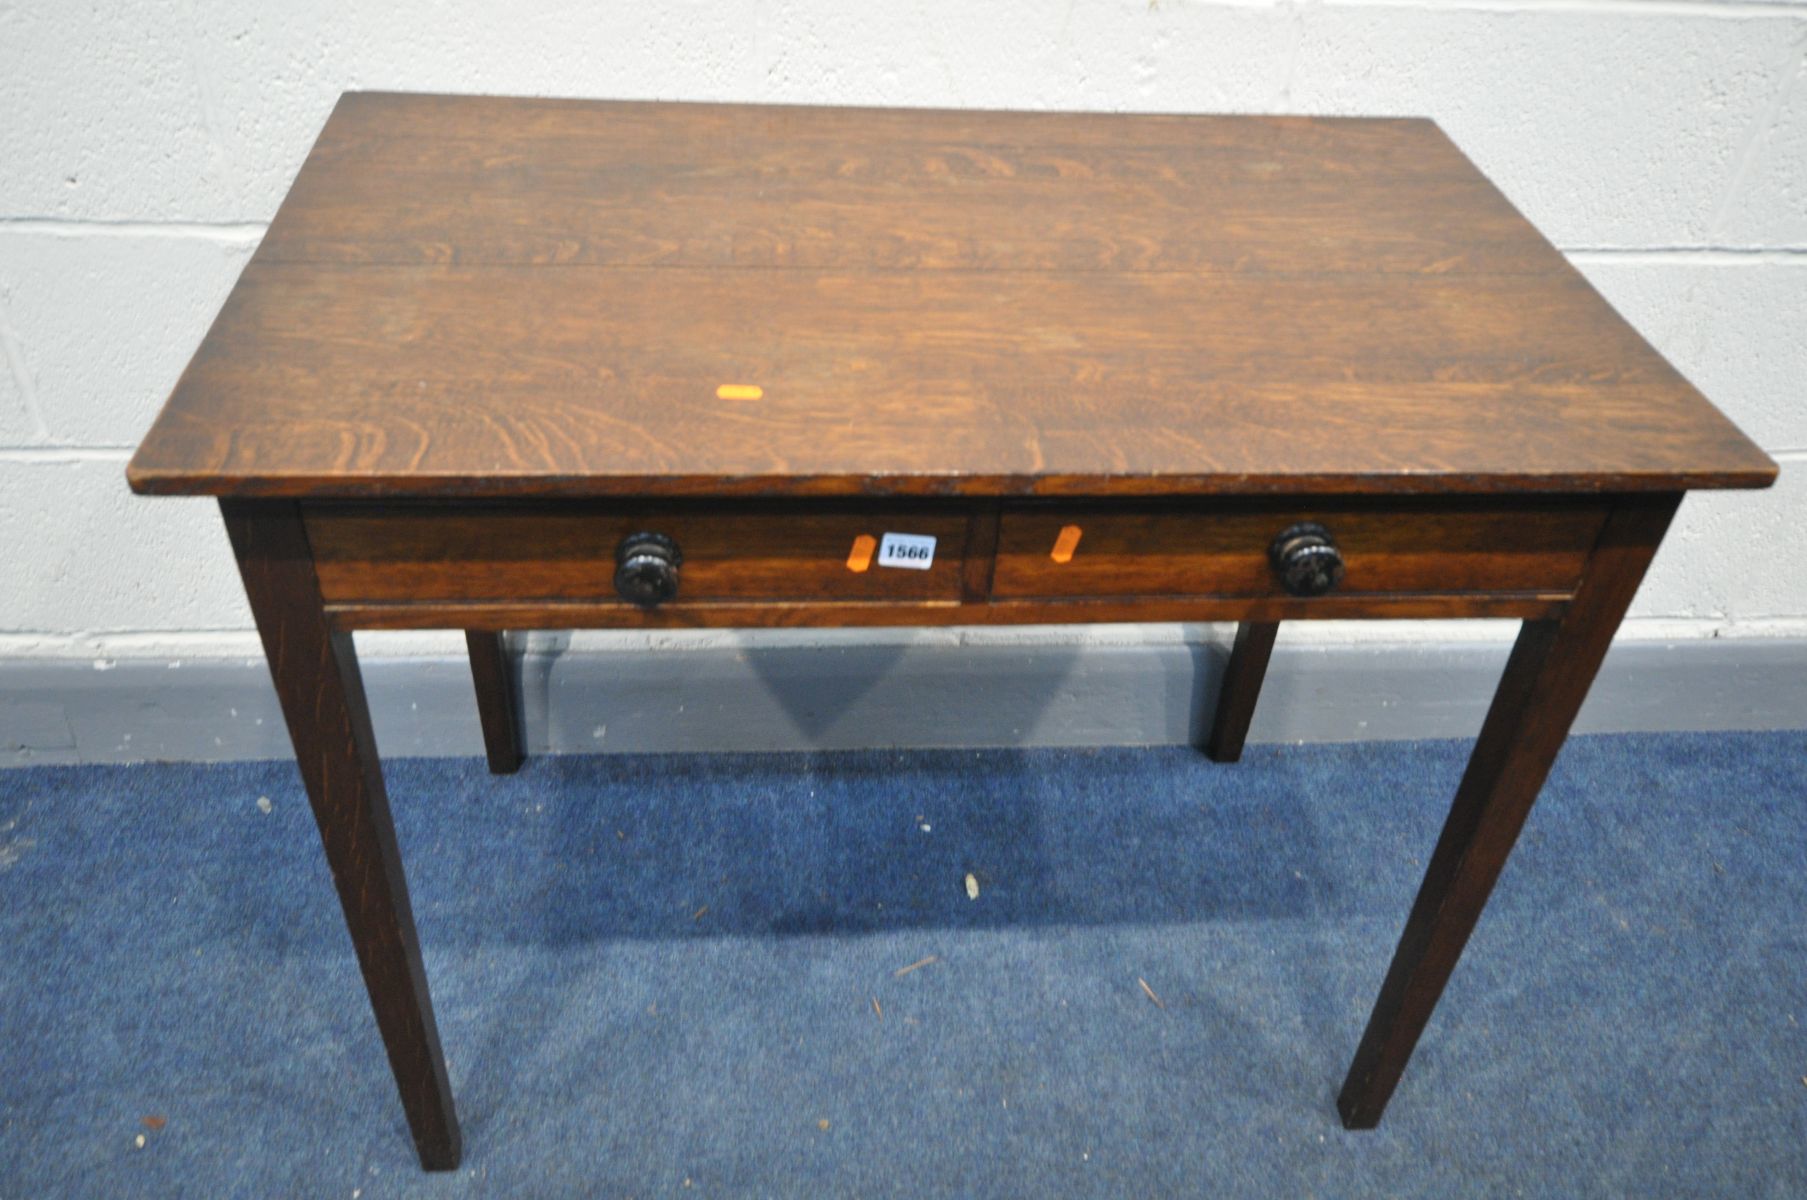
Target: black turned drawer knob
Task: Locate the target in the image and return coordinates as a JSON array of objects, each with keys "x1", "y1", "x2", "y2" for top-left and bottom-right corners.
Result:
[
  {"x1": 614, "y1": 532, "x2": 682, "y2": 608},
  {"x1": 1269, "y1": 522, "x2": 1345, "y2": 597}
]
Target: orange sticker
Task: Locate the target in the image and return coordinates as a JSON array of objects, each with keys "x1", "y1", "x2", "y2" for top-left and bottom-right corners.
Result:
[
  {"x1": 846, "y1": 534, "x2": 877, "y2": 573},
  {"x1": 1050, "y1": 524, "x2": 1083, "y2": 563},
  {"x1": 716, "y1": 383, "x2": 764, "y2": 401}
]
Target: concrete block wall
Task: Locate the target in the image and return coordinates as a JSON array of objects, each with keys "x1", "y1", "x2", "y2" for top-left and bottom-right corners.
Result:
[{"x1": 3, "y1": 0, "x2": 1804, "y2": 666}]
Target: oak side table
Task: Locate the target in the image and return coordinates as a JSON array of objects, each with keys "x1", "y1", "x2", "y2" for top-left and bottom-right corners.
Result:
[{"x1": 127, "y1": 93, "x2": 1777, "y2": 1170}]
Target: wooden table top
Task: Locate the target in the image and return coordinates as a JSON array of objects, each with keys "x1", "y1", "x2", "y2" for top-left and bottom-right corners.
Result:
[{"x1": 127, "y1": 92, "x2": 1775, "y2": 500}]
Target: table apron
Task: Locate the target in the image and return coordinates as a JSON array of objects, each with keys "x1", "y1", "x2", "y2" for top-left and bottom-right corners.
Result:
[
  {"x1": 323, "y1": 592, "x2": 1572, "y2": 632},
  {"x1": 302, "y1": 496, "x2": 1608, "y2": 630},
  {"x1": 299, "y1": 491, "x2": 1611, "y2": 632}
]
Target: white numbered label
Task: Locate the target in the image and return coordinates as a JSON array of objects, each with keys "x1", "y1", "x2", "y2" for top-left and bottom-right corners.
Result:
[{"x1": 876, "y1": 532, "x2": 936, "y2": 570}]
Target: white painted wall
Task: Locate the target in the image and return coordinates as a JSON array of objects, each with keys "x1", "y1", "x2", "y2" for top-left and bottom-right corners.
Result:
[{"x1": 2, "y1": 0, "x2": 1804, "y2": 664}]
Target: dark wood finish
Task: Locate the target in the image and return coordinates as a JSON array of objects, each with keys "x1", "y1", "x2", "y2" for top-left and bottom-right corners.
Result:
[
  {"x1": 255, "y1": 97, "x2": 1573, "y2": 276},
  {"x1": 324, "y1": 591, "x2": 1576, "y2": 633},
  {"x1": 124, "y1": 96, "x2": 1781, "y2": 1161},
  {"x1": 959, "y1": 504, "x2": 1003, "y2": 604},
  {"x1": 1205, "y1": 621, "x2": 1280, "y2": 763},
  {"x1": 306, "y1": 503, "x2": 967, "y2": 605},
  {"x1": 1336, "y1": 493, "x2": 1679, "y2": 1128},
  {"x1": 126, "y1": 95, "x2": 1775, "y2": 502},
  {"x1": 309, "y1": 497, "x2": 1602, "y2": 613},
  {"x1": 220, "y1": 499, "x2": 461, "y2": 1171},
  {"x1": 993, "y1": 499, "x2": 1608, "y2": 600},
  {"x1": 465, "y1": 630, "x2": 524, "y2": 774}
]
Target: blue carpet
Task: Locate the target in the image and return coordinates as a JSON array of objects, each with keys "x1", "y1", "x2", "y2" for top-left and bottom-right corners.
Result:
[{"x1": 2, "y1": 732, "x2": 1804, "y2": 1197}]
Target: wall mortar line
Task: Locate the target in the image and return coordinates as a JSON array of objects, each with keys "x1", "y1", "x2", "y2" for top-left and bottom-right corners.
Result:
[
  {"x1": 1564, "y1": 247, "x2": 1807, "y2": 261},
  {"x1": 0, "y1": 447, "x2": 134, "y2": 462},
  {"x1": 0, "y1": 219, "x2": 268, "y2": 241},
  {"x1": 1321, "y1": 0, "x2": 1807, "y2": 17}
]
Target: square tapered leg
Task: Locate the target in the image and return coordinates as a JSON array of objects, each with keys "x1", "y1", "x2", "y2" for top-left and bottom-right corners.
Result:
[
  {"x1": 1337, "y1": 495, "x2": 1677, "y2": 1127},
  {"x1": 1205, "y1": 621, "x2": 1279, "y2": 763},
  {"x1": 223, "y1": 499, "x2": 462, "y2": 1171},
  {"x1": 466, "y1": 630, "x2": 525, "y2": 774}
]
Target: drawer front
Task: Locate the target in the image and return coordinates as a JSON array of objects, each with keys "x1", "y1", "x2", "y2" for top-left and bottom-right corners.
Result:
[
  {"x1": 991, "y1": 501, "x2": 1608, "y2": 600},
  {"x1": 306, "y1": 504, "x2": 969, "y2": 605}
]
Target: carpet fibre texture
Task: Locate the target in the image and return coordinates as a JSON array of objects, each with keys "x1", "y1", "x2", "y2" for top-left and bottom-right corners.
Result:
[{"x1": 2, "y1": 732, "x2": 1804, "y2": 1197}]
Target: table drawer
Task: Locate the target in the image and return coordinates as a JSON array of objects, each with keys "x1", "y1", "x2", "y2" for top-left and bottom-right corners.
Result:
[
  {"x1": 991, "y1": 501, "x2": 1609, "y2": 600},
  {"x1": 305, "y1": 504, "x2": 969, "y2": 605}
]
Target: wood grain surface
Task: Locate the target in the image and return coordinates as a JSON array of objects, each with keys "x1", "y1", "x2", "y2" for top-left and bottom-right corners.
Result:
[
  {"x1": 126, "y1": 93, "x2": 1776, "y2": 500},
  {"x1": 305, "y1": 501, "x2": 969, "y2": 603},
  {"x1": 304, "y1": 496, "x2": 1602, "y2": 609},
  {"x1": 992, "y1": 498, "x2": 1606, "y2": 598}
]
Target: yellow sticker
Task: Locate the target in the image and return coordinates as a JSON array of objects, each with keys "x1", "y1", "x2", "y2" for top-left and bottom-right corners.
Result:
[
  {"x1": 716, "y1": 383, "x2": 764, "y2": 401},
  {"x1": 1050, "y1": 524, "x2": 1084, "y2": 563},
  {"x1": 846, "y1": 534, "x2": 877, "y2": 573}
]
